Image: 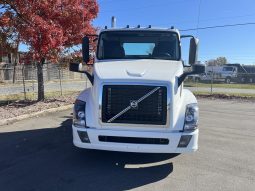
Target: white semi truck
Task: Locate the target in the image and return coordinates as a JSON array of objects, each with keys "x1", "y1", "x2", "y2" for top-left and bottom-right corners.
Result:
[{"x1": 69, "y1": 24, "x2": 205, "y2": 153}]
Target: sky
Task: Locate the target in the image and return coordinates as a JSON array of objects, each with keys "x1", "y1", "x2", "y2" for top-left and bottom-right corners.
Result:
[
  {"x1": 18, "y1": 0, "x2": 255, "y2": 65},
  {"x1": 92, "y1": 0, "x2": 255, "y2": 64}
]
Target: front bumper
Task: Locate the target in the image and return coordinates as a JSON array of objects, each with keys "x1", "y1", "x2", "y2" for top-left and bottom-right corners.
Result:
[{"x1": 72, "y1": 125, "x2": 198, "y2": 153}]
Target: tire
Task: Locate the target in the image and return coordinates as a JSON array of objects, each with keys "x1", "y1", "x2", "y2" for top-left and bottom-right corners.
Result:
[
  {"x1": 239, "y1": 77, "x2": 245, "y2": 83},
  {"x1": 225, "y1": 77, "x2": 231, "y2": 84}
]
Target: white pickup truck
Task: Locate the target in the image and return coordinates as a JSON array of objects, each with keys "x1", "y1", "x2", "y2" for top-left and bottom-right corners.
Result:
[{"x1": 69, "y1": 26, "x2": 205, "y2": 153}]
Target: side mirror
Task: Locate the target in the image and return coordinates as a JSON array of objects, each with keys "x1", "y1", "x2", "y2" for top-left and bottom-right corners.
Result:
[
  {"x1": 192, "y1": 64, "x2": 205, "y2": 74},
  {"x1": 178, "y1": 64, "x2": 205, "y2": 87},
  {"x1": 69, "y1": 62, "x2": 82, "y2": 72},
  {"x1": 82, "y1": 36, "x2": 90, "y2": 63},
  {"x1": 189, "y1": 37, "x2": 199, "y2": 65}
]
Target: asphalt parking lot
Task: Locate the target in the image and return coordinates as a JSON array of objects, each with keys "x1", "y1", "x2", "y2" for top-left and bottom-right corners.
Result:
[{"x1": 0, "y1": 99, "x2": 254, "y2": 191}]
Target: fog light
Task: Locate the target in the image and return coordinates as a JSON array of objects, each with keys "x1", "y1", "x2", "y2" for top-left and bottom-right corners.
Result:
[
  {"x1": 77, "y1": 131, "x2": 90, "y2": 143},
  {"x1": 178, "y1": 135, "x2": 192, "y2": 147}
]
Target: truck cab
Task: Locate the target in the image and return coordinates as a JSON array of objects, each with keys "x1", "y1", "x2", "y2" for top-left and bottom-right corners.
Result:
[
  {"x1": 221, "y1": 66, "x2": 238, "y2": 83},
  {"x1": 70, "y1": 26, "x2": 204, "y2": 153}
]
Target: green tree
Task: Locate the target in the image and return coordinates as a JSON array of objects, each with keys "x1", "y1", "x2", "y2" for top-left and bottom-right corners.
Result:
[
  {"x1": 216, "y1": 57, "x2": 227, "y2": 65},
  {"x1": 206, "y1": 57, "x2": 227, "y2": 66}
]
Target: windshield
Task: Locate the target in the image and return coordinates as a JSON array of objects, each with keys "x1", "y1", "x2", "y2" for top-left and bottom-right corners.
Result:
[
  {"x1": 223, "y1": 67, "x2": 234, "y2": 71},
  {"x1": 97, "y1": 31, "x2": 180, "y2": 60}
]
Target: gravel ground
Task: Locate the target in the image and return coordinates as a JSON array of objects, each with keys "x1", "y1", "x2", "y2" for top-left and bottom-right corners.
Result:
[{"x1": 0, "y1": 94, "x2": 77, "y2": 120}]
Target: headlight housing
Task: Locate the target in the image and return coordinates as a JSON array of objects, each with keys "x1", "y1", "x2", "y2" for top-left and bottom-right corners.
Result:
[
  {"x1": 73, "y1": 100, "x2": 86, "y2": 128},
  {"x1": 183, "y1": 103, "x2": 199, "y2": 131}
]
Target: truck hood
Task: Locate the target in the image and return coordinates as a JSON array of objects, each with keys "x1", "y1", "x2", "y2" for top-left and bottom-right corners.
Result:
[{"x1": 94, "y1": 59, "x2": 183, "y2": 82}]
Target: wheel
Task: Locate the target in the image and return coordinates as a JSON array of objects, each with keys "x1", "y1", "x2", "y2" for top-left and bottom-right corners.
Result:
[
  {"x1": 240, "y1": 77, "x2": 246, "y2": 83},
  {"x1": 225, "y1": 77, "x2": 231, "y2": 84}
]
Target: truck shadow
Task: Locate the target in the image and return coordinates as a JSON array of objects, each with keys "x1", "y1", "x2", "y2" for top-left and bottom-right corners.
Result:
[{"x1": 0, "y1": 119, "x2": 178, "y2": 191}]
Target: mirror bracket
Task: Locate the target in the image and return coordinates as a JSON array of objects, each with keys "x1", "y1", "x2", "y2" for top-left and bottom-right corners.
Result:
[
  {"x1": 83, "y1": 71, "x2": 94, "y2": 85},
  {"x1": 178, "y1": 71, "x2": 194, "y2": 87},
  {"x1": 178, "y1": 64, "x2": 205, "y2": 87}
]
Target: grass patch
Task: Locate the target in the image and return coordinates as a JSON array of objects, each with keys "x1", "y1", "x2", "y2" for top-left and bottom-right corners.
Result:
[
  {"x1": 0, "y1": 90, "x2": 80, "y2": 105},
  {"x1": 184, "y1": 82, "x2": 255, "y2": 89}
]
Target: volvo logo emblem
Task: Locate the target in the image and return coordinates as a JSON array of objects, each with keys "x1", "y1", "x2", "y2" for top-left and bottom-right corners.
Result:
[{"x1": 130, "y1": 100, "x2": 138, "y2": 109}]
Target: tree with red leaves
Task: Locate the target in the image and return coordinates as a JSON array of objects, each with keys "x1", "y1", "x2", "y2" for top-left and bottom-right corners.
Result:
[{"x1": 0, "y1": 0, "x2": 98, "y2": 100}]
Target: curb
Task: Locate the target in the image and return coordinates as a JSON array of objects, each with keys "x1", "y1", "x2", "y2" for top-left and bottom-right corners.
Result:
[{"x1": 0, "y1": 104, "x2": 73, "y2": 126}]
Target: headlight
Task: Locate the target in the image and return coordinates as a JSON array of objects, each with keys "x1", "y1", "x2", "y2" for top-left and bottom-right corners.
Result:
[
  {"x1": 183, "y1": 103, "x2": 199, "y2": 131},
  {"x1": 73, "y1": 100, "x2": 86, "y2": 128}
]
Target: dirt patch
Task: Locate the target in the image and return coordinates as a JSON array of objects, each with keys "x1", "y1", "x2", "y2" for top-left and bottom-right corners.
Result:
[{"x1": 0, "y1": 94, "x2": 77, "y2": 120}]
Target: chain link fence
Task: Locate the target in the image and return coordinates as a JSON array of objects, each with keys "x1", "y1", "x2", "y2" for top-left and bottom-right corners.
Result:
[
  {"x1": 0, "y1": 63, "x2": 87, "y2": 82},
  {"x1": 185, "y1": 71, "x2": 255, "y2": 95},
  {"x1": 1, "y1": 63, "x2": 255, "y2": 103},
  {"x1": 0, "y1": 63, "x2": 89, "y2": 102}
]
